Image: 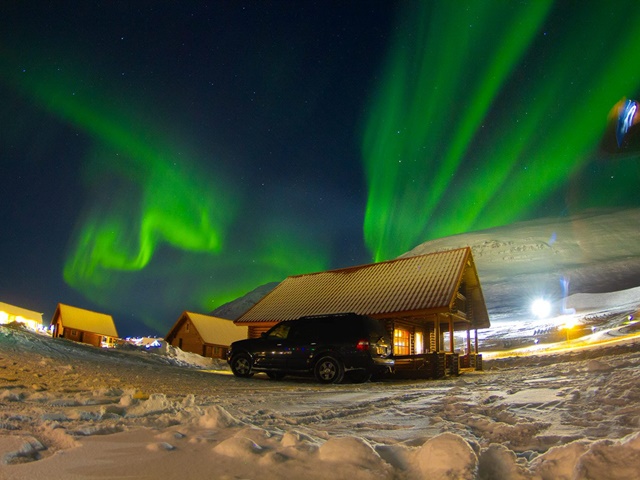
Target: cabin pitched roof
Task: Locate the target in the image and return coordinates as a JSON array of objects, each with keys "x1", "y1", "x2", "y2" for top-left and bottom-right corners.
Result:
[
  {"x1": 0, "y1": 302, "x2": 43, "y2": 323},
  {"x1": 52, "y1": 304, "x2": 118, "y2": 338},
  {"x1": 166, "y1": 312, "x2": 248, "y2": 346},
  {"x1": 236, "y1": 247, "x2": 490, "y2": 329}
]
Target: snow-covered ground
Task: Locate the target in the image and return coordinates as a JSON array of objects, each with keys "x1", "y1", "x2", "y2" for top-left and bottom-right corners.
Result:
[{"x1": 1, "y1": 308, "x2": 639, "y2": 479}]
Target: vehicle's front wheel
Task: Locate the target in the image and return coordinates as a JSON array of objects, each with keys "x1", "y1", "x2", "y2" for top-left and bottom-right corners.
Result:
[
  {"x1": 230, "y1": 353, "x2": 254, "y2": 378},
  {"x1": 314, "y1": 356, "x2": 344, "y2": 384}
]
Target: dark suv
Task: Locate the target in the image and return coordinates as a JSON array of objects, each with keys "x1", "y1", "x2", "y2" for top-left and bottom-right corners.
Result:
[{"x1": 227, "y1": 313, "x2": 394, "y2": 384}]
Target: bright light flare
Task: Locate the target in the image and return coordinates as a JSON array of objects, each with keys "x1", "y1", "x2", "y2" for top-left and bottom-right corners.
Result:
[
  {"x1": 562, "y1": 317, "x2": 578, "y2": 330},
  {"x1": 531, "y1": 298, "x2": 551, "y2": 318}
]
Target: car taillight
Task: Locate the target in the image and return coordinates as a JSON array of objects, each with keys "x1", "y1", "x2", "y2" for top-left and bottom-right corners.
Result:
[{"x1": 356, "y1": 339, "x2": 370, "y2": 351}]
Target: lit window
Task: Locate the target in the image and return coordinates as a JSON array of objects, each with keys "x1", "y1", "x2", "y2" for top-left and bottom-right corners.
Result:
[
  {"x1": 415, "y1": 332, "x2": 424, "y2": 354},
  {"x1": 394, "y1": 329, "x2": 410, "y2": 355}
]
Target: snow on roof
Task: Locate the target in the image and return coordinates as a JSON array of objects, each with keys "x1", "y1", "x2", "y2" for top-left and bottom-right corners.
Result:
[
  {"x1": 0, "y1": 301, "x2": 43, "y2": 322},
  {"x1": 172, "y1": 312, "x2": 248, "y2": 346},
  {"x1": 53, "y1": 303, "x2": 118, "y2": 338},
  {"x1": 237, "y1": 247, "x2": 490, "y2": 328}
]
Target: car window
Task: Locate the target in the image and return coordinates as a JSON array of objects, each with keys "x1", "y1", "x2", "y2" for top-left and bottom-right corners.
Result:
[
  {"x1": 364, "y1": 317, "x2": 388, "y2": 339},
  {"x1": 289, "y1": 322, "x2": 316, "y2": 341},
  {"x1": 284, "y1": 320, "x2": 332, "y2": 342},
  {"x1": 268, "y1": 323, "x2": 291, "y2": 339}
]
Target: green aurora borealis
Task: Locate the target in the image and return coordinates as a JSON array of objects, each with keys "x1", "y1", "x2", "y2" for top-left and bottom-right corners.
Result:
[
  {"x1": 361, "y1": 1, "x2": 640, "y2": 261},
  {"x1": 3, "y1": 55, "x2": 329, "y2": 330},
  {"x1": 3, "y1": 1, "x2": 640, "y2": 335}
]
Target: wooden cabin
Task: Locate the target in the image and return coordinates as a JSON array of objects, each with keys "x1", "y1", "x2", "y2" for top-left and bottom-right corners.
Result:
[
  {"x1": 50, "y1": 303, "x2": 119, "y2": 348},
  {"x1": 235, "y1": 247, "x2": 490, "y2": 378},
  {"x1": 0, "y1": 301, "x2": 44, "y2": 332},
  {"x1": 165, "y1": 311, "x2": 248, "y2": 359}
]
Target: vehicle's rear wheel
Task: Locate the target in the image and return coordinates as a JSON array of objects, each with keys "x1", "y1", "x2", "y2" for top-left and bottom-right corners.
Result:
[
  {"x1": 266, "y1": 371, "x2": 286, "y2": 380},
  {"x1": 370, "y1": 371, "x2": 387, "y2": 382},
  {"x1": 230, "y1": 353, "x2": 254, "y2": 378},
  {"x1": 347, "y1": 370, "x2": 371, "y2": 384},
  {"x1": 314, "y1": 356, "x2": 344, "y2": 384}
]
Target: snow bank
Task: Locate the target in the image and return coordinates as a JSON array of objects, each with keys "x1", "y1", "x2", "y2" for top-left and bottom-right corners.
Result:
[
  {"x1": 198, "y1": 405, "x2": 242, "y2": 429},
  {"x1": 2, "y1": 387, "x2": 640, "y2": 478},
  {"x1": 149, "y1": 341, "x2": 229, "y2": 370},
  {"x1": 413, "y1": 432, "x2": 478, "y2": 479},
  {"x1": 573, "y1": 432, "x2": 640, "y2": 480},
  {"x1": 319, "y1": 436, "x2": 389, "y2": 471}
]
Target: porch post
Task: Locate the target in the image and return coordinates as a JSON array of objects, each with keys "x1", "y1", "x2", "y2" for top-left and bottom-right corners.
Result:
[
  {"x1": 434, "y1": 317, "x2": 440, "y2": 352},
  {"x1": 474, "y1": 329, "x2": 479, "y2": 354},
  {"x1": 448, "y1": 316, "x2": 454, "y2": 353},
  {"x1": 466, "y1": 327, "x2": 471, "y2": 355}
]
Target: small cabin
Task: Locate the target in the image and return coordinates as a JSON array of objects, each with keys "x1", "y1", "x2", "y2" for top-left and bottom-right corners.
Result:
[
  {"x1": 235, "y1": 247, "x2": 490, "y2": 378},
  {"x1": 0, "y1": 301, "x2": 44, "y2": 332},
  {"x1": 165, "y1": 311, "x2": 248, "y2": 359},
  {"x1": 50, "y1": 303, "x2": 119, "y2": 348}
]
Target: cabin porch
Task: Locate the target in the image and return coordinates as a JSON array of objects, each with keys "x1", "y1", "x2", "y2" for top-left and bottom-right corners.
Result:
[{"x1": 381, "y1": 311, "x2": 484, "y2": 380}]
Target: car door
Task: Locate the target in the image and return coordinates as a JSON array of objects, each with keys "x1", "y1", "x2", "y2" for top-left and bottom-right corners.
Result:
[
  {"x1": 286, "y1": 320, "x2": 322, "y2": 371},
  {"x1": 252, "y1": 322, "x2": 292, "y2": 369}
]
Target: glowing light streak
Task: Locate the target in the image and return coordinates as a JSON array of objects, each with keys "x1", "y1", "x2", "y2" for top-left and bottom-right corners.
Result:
[{"x1": 617, "y1": 99, "x2": 637, "y2": 146}]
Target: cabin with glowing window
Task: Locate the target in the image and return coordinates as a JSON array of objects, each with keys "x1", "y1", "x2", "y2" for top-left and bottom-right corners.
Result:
[
  {"x1": 165, "y1": 312, "x2": 248, "y2": 359},
  {"x1": 50, "y1": 303, "x2": 119, "y2": 348},
  {"x1": 0, "y1": 302, "x2": 44, "y2": 332},
  {"x1": 235, "y1": 247, "x2": 490, "y2": 378}
]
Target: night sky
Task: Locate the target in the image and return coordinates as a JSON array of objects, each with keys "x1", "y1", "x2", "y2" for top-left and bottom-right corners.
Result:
[{"x1": 2, "y1": 1, "x2": 640, "y2": 337}]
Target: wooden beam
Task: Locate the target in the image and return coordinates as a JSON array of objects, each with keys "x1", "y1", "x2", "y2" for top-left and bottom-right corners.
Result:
[{"x1": 449, "y1": 316, "x2": 454, "y2": 353}]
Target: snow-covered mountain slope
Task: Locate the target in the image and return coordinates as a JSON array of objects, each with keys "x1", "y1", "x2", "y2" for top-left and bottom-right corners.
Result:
[
  {"x1": 211, "y1": 282, "x2": 278, "y2": 320},
  {"x1": 402, "y1": 208, "x2": 640, "y2": 320}
]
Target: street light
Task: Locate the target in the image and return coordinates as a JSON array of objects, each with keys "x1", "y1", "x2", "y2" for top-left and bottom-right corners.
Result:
[
  {"x1": 531, "y1": 298, "x2": 551, "y2": 319},
  {"x1": 562, "y1": 317, "x2": 577, "y2": 343}
]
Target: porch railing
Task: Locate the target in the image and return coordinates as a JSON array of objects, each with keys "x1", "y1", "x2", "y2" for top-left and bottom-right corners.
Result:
[{"x1": 392, "y1": 352, "x2": 482, "y2": 379}]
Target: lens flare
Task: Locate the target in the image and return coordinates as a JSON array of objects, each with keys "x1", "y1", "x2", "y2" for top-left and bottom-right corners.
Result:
[{"x1": 531, "y1": 299, "x2": 551, "y2": 319}]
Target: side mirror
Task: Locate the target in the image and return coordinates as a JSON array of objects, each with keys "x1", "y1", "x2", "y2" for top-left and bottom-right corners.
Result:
[{"x1": 261, "y1": 332, "x2": 267, "y2": 338}]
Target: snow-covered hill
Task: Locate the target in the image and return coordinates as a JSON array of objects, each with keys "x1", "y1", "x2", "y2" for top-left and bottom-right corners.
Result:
[
  {"x1": 211, "y1": 282, "x2": 278, "y2": 320},
  {"x1": 402, "y1": 207, "x2": 640, "y2": 320}
]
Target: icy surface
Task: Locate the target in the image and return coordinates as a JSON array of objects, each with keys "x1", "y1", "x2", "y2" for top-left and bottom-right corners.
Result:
[{"x1": 0, "y1": 316, "x2": 639, "y2": 479}]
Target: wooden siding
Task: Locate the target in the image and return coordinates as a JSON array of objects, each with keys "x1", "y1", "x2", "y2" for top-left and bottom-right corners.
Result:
[
  {"x1": 168, "y1": 320, "x2": 204, "y2": 356},
  {"x1": 167, "y1": 321, "x2": 231, "y2": 359},
  {"x1": 248, "y1": 324, "x2": 275, "y2": 339},
  {"x1": 58, "y1": 327, "x2": 107, "y2": 348}
]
